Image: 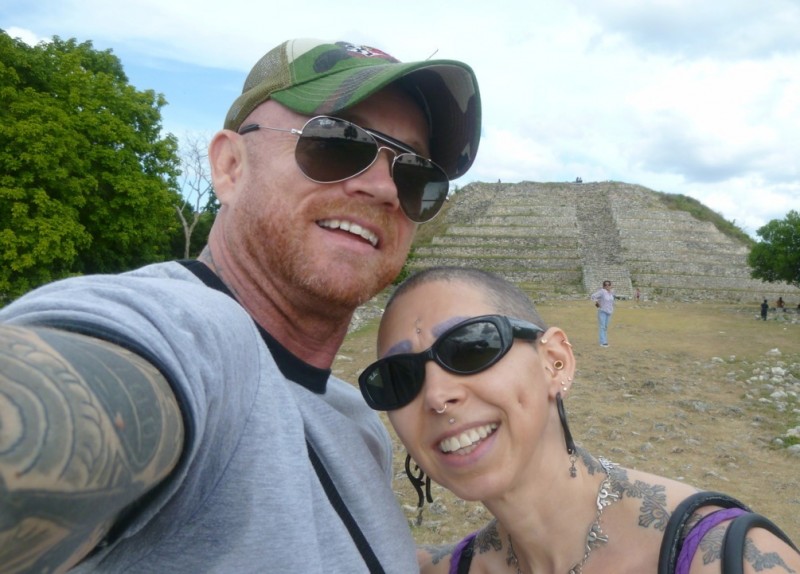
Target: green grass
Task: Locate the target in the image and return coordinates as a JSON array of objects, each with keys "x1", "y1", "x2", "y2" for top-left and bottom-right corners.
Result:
[{"x1": 656, "y1": 191, "x2": 754, "y2": 244}]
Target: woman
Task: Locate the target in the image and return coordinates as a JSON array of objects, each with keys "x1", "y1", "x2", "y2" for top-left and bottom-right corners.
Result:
[{"x1": 358, "y1": 266, "x2": 799, "y2": 573}]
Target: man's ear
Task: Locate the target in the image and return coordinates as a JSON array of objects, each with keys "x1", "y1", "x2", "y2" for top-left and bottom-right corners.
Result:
[
  {"x1": 208, "y1": 130, "x2": 245, "y2": 205},
  {"x1": 537, "y1": 327, "x2": 576, "y2": 399}
]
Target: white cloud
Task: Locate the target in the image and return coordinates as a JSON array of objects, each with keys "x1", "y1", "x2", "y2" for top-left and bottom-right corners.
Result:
[
  {"x1": 5, "y1": 26, "x2": 47, "y2": 46},
  {"x1": 572, "y1": 0, "x2": 800, "y2": 58},
  {"x1": 3, "y1": 0, "x2": 799, "y2": 236}
]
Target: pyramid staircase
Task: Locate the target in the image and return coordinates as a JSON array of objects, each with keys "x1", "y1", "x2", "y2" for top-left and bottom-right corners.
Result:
[{"x1": 408, "y1": 181, "x2": 799, "y2": 302}]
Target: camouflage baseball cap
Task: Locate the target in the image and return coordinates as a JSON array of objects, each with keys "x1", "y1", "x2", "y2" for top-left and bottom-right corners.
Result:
[{"x1": 224, "y1": 39, "x2": 481, "y2": 180}]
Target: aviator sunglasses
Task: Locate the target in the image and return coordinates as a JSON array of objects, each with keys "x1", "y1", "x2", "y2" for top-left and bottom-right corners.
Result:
[
  {"x1": 239, "y1": 116, "x2": 450, "y2": 223},
  {"x1": 358, "y1": 314, "x2": 544, "y2": 411}
]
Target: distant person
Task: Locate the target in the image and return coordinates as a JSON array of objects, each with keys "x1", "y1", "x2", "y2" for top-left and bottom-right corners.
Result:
[
  {"x1": 635, "y1": 287, "x2": 641, "y2": 302},
  {"x1": 777, "y1": 297, "x2": 785, "y2": 311},
  {"x1": 590, "y1": 279, "x2": 615, "y2": 347},
  {"x1": 359, "y1": 266, "x2": 800, "y2": 574},
  {"x1": 761, "y1": 298, "x2": 769, "y2": 320}
]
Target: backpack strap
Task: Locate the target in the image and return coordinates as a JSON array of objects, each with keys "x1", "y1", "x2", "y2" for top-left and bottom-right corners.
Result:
[
  {"x1": 676, "y1": 508, "x2": 748, "y2": 574},
  {"x1": 659, "y1": 491, "x2": 799, "y2": 574},
  {"x1": 307, "y1": 439, "x2": 386, "y2": 574},
  {"x1": 658, "y1": 491, "x2": 749, "y2": 574}
]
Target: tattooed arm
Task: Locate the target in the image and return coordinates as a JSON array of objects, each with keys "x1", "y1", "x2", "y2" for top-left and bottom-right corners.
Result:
[
  {"x1": 0, "y1": 325, "x2": 184, "y2": 574},
  {"x1": 689, "y1": 520, "x2": 800, "y2": 574}
]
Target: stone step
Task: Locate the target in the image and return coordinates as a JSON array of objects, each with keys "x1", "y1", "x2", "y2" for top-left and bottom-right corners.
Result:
[
  {"x1": 632, "y1": 273, "x2": 778, "y2": 290},
  {"x1": 409, "y1": 256, "x2": 582, "y2": 272},
  {"x1": 468, "y1": 216, "x2": 577, "y2": 226},
  {"x1": 415, "y1": 245, "x2": 583, "y2": 259},
  {"x1": 628, "y1": 261, "x2": 753, "y2": 277},
  {"x1": 431, "y1": 236, "x2": 580, "y2": 248},
  {"x1": 487, "y1": 206, "x2": 576, "y2": 216},
  {"x1": 447, "y1": 226, "x2": 580, "y2": 238},
  {"x1": 618, "y1": 229, "x2": 745, "y2": 245}
]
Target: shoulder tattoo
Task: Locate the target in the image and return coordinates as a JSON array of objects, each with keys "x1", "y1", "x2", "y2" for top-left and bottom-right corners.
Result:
[
  {"x1": 0, "y1": 326, "x2": 184, "y2": 572},
  {"x1": 606, "y1": 464, "x2": 670, "y2": 531}
]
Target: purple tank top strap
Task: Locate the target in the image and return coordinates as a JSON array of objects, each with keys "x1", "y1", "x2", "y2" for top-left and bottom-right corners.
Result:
[
  {"x1": 675, "y1": 507, "x2": 749, "y2": 574},
  {"x1": 449, "y1": 531, "x2": 479, "y2": 574}
]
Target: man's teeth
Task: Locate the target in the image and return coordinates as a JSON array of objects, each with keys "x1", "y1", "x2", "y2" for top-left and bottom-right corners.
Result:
[
  {"x1": 318, "y1": 219, "x2": 378, "y2": 247},
  {"x1": 439, "y1": 423, "x2": 498, "y2": 453}
]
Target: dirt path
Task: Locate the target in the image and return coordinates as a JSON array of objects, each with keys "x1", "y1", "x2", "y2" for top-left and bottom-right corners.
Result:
[{"x1": 333, "y1": 299, "x2": 800, "y2": 546}]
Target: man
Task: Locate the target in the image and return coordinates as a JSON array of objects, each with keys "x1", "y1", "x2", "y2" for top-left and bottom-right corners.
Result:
[
  {"x1": 0, "y1": 39, "x2": 481, "y2": 573},
  {"x1": 590, "y1": 280, "x2": 615, "y2": 347}
]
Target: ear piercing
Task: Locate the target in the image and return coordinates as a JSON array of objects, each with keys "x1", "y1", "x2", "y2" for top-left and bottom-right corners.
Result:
[
  {"x1": 541, "y1": 337, "x2": 573, "y2": 349},
  {"x1": 553, "y1": 360, "x2": 564, "y2": 370}
]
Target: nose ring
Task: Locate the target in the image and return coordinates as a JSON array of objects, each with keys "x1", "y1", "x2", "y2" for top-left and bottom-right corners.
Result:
[{"x1": 435, "y1": 404, "x2": 448, "y2": 414}]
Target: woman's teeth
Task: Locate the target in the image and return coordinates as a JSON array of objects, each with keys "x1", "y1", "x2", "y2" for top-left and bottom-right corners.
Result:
[{"x1": 439, "y1": 423, "x2": 497, "y2": 454}]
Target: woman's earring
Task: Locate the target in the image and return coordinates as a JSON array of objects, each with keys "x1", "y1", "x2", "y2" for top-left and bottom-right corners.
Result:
[
  {"x1": 556, "y1": 392, "x2": 578, "y2": 478},
  {"x1": 405, "y1": 453, "x2": 433, "y2": 511}
]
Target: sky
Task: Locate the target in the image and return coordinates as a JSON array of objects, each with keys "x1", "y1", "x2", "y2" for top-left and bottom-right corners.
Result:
[{"x1": 3, "y1": 0, "x2": 799, "y2": 237}]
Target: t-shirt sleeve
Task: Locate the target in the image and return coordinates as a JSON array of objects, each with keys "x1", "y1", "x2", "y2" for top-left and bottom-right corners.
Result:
[{"x1": 0, "y1": 264, "x2": 264, "y2": 544}]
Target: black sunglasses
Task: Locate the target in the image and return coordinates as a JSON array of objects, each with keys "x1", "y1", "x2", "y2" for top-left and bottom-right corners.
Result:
[
  {"x1": 358, "y1": 315, "x2": 544, "y2": 411},
  {"x1": 239, "y1": 116, "x2": 450, "y2": 223}
]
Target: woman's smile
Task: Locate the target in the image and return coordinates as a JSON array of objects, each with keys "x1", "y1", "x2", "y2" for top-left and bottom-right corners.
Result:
[{"x1": 439, "y1": 423, "x2": 498, "y2": 454}]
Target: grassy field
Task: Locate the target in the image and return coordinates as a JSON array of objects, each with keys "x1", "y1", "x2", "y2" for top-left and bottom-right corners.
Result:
[{"x1": 333, "y1": 297, "x2": 800, "y2": 546}]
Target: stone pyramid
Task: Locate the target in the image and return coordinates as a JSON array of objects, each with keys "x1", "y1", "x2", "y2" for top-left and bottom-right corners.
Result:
[{"x1": 408, "y1": 181, "x2": 799, "y2": 303}]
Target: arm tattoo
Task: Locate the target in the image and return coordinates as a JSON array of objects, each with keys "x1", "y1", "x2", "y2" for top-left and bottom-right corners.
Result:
[
  {"x1": 743, "y1": 538, "x2": 796, "y2": 573},
  {"x1": 699, "y1": 524, "x2": 724, "y2": 565},
  {"x1": 700, "y1": 523, "x2": 796, "y2": 573},
  {"x1": 0, "y1": 326, "x2": 184, "y2": 573}
]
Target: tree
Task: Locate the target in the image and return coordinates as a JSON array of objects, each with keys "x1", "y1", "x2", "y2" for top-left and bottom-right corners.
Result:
[
  {"x1": 747, "y1": 210, "x2": 800, "y2": 287},
  {"x1": 0, "y1": 31, "x2": 182, "y2": 303},
  {"x1": 173, "y1": 133, "x2": 217, "y2": 259}
]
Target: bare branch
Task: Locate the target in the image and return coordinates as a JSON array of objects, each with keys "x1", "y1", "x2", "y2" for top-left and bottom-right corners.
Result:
[{"x1": 175, "y1": 132, "x2": 214, "y2": 258}]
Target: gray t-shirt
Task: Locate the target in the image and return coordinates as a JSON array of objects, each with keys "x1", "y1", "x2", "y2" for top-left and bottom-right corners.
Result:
[{"x1": 0, "y1": 262, "x2": 418, "y2": 573}]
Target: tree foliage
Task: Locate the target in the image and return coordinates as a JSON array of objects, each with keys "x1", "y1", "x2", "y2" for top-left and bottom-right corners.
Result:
[
  {"x1": 0, "y1": 31, "x2": 182, "y2": 303},
  {"x1": 747, "y1": 210, "x2": 800, "y2": 287}
]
